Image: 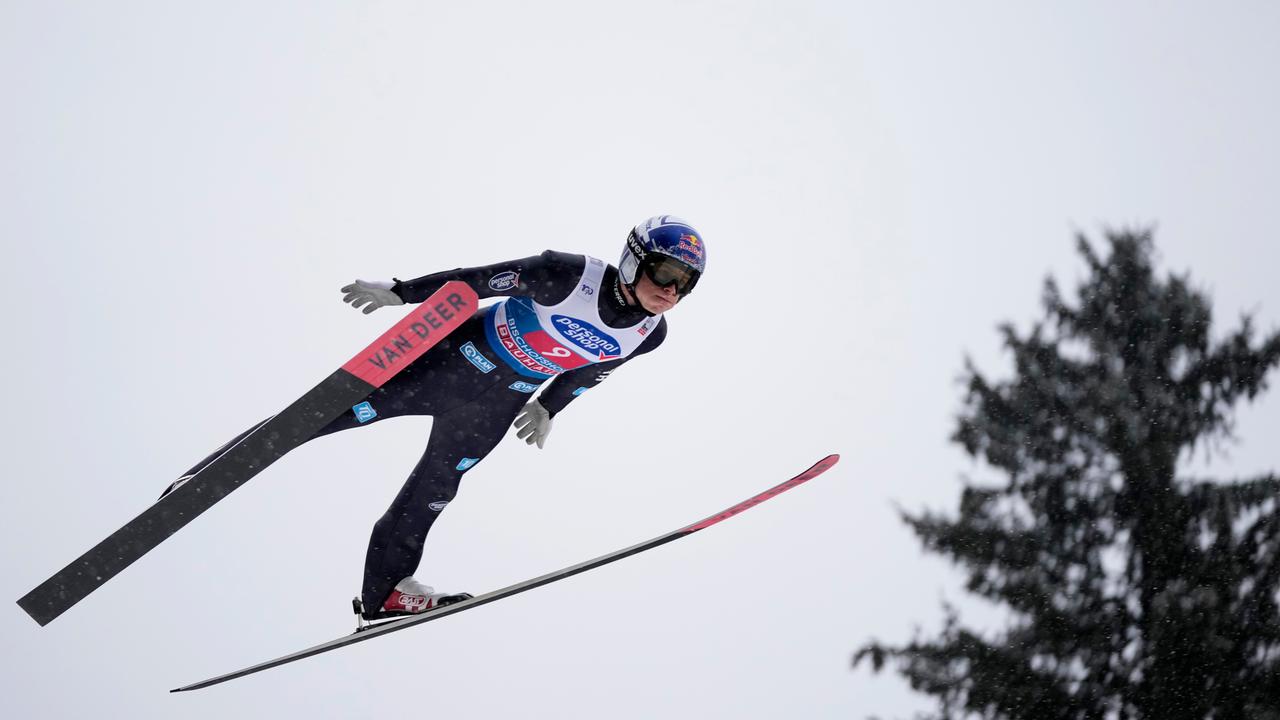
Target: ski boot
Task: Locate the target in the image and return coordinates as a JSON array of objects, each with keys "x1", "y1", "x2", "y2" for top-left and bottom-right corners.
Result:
[{"x1": 354, "y1": 577, "x2": 473, "y2": 629}]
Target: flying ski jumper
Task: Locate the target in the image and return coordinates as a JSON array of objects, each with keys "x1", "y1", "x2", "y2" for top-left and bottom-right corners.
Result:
[
  {"x1": 18, "y1": 212, "x2": 835, "y2": 690},
  {"x1": 164, "y1": 216, "x2": 708, "y2": 619}
]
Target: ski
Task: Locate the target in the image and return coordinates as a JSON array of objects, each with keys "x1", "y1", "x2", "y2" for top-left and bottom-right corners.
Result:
[
  {"x1": 171, "y1": 454, "x2": 840, "y2": 693},
  {"x1": 17, "y1": 282, "x2": 480, "y2": 627}
]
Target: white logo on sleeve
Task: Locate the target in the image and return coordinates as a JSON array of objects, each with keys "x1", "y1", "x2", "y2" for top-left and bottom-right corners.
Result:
[{"x1": 488, "y1": 271, "x2": 520, "y2": 292}]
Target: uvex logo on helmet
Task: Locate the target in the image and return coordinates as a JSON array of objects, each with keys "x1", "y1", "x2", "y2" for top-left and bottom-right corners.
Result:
[{"x1": 626, "y1": 231, "x2": 648, "y2": 261}]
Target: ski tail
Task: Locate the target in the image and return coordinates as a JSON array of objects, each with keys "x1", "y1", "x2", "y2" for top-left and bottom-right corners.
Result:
[
  {"x1": 17, "y1": 283, "x2": 479, "y2": 627},
  {"x1": 171, "y1": 454, "x2": 839, "y2": 692}
]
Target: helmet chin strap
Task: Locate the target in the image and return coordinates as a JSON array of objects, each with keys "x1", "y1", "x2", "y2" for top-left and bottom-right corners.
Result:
[
  {"x1": 615, "y1": 276, "x2": 637, "y2": 306},
  {"x1": 614, "y1": 276, "x2": 661, "y2": 317}
]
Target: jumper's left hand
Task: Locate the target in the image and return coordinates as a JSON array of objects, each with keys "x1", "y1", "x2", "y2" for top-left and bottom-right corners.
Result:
[
  {"x1": 513, "y1": 399, "x2": 554, "y2": 449},
  {"x1": 341, "y1": 279, "x2": 405, "y2": 314}
]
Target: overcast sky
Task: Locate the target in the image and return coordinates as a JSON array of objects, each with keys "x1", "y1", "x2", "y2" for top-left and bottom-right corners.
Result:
[{"x1": 3, "y1": 2, "x2": 1278, "y2": 718}]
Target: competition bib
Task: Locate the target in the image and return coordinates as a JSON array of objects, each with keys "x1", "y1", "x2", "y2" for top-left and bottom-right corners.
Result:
[{"x1": 483, "y1": 257, "x2": 658, "y2": 379}]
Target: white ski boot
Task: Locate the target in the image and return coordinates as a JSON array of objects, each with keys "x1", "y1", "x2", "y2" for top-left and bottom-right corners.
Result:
[{"x1": 359, "y1": 577, "x2": 472, "y2": 622}]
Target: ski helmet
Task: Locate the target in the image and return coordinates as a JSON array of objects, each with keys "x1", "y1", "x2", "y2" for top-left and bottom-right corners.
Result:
[{"x1": 618, "y1": 215, "x2": 707, "y2": 297}]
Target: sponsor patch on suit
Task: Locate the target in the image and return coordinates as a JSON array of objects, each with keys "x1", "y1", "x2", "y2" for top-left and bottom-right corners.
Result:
[{"x1": 460, "y1": 341, "x2": 497, "y2": 373}]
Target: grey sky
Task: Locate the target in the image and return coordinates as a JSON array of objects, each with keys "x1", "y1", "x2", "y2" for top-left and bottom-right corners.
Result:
[{"x1": 3, "y1": 2, "x2": 1278, "y2": 717}]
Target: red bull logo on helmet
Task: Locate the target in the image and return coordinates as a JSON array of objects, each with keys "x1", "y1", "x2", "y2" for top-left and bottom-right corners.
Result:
[{"x1": 672, "y1": 233, "x2": 705, "y2": 269}]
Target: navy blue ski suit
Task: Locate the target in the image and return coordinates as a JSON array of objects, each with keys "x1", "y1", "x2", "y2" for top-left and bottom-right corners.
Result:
[{"x1": 178, "y1": 251, "x2": 667, "y2": 609}]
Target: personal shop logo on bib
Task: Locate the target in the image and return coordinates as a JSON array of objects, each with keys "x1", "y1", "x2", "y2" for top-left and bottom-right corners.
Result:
[{"x1": 550, "y1": 315, "x2": 621, "y2": 359}]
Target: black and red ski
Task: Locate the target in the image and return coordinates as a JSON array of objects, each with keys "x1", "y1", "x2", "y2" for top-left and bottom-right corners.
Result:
[
  {"x1": 17, "y1": 282, "x2": 480, "y2": 627},
  {"x1": 170, "y1": 454, "x2": 839, "y2": 693}
]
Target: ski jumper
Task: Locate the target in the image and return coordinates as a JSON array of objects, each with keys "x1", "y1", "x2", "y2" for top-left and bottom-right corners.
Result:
[{"x1": 177, "y1": 251, "x2": 668, "y2": 608}]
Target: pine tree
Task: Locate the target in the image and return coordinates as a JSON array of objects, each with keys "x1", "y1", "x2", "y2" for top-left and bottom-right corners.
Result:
[{"x1": 856, "y1": 231, "x2": 1280, "y2": 719}]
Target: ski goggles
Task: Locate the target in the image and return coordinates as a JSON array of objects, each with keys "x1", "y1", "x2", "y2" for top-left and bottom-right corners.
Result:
[{"x1": 641, "y1": 255, "x2": 701, "y2": 296}]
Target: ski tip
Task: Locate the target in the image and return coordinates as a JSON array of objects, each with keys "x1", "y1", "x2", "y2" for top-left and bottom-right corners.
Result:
[
  {"x1": 681, "y1": 454, "x2": 841, "y2": 533},
  {"x1": 805, "y1": 454, "x2": 840, "y2": 475}
]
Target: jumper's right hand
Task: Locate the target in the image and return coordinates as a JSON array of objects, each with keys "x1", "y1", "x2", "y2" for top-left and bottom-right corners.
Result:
[
  {"x1": 341, "y1": 279, "x2": 405, "y2": 314},
  {"x1": 513, "y1": 399, "x2": 554, "y2": 449}
]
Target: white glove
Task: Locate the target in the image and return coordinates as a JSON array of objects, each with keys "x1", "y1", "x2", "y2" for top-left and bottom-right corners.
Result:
[
  {"x1": 513, "y1": 399, "x2": 554, "y2": 449},
  {"x1": 341, "y1": 279, "x2": 405, "y2": 314}
]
